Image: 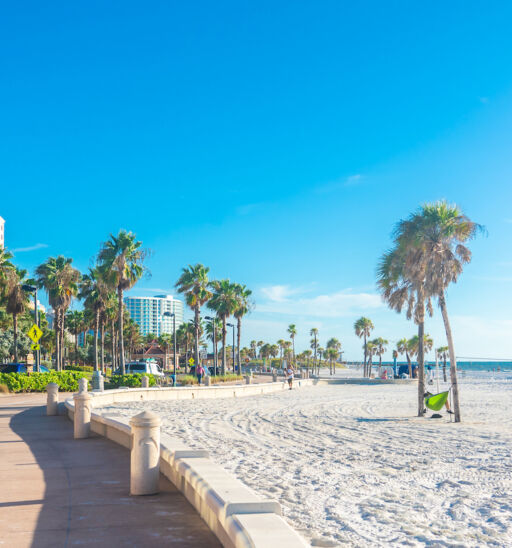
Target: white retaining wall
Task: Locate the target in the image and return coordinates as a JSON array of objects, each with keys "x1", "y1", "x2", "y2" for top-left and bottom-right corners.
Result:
[{"x1": 64, "y1": 380, "x2": 310, "y2": 548}]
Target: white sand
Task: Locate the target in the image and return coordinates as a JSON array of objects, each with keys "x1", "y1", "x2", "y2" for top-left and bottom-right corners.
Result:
[{"x1": 100, "y1": 371, "x2": 512, "y2": 547}]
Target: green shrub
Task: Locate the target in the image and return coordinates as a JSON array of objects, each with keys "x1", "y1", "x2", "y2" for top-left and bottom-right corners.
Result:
[
  {"x1": 107, "y1": 374, "x2": 157, "y2": 389},
  {"x1": 65, "y1": 365, "x2": 94, "y2": 373},
  {"x1": 180, "y1": 375, "x2": 198, "y2": 385},
  {"x1": 210, "y1": 374, "x2": 243, "y2": 384},
  {"x1": 0, "y1": 371, "x2": 89, "y2": 393}
]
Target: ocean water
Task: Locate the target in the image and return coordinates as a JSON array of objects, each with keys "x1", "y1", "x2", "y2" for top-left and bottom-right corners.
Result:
[{"x1": 350, "y1": 361, "x2": 512, "y2": 372}]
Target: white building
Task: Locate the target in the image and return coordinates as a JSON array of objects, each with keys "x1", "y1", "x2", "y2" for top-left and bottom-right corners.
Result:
[
  {"x1": 124, "y1": 294, "x2": 184, "y2": 336},
  {"x1": 0, "y1": 216, "x2": 4, "y2": 248}
]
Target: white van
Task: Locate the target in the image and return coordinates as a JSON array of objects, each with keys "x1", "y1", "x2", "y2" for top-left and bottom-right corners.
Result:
[{"x1": 119, "y1": 360, "x2": 164, "y2": 377}]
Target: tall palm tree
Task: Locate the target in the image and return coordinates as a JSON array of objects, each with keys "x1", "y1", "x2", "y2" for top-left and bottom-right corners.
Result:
[
  {"x1": 397, "y1": 201, "x2": 483, "y2": 422},
  {"x1": 372, "y1": 337, "x2": 388, "y2": 377},
  {"x1": 175, "y1": 264, "x2": 212, "y2": 369},
  {"x1": 326, "y1": 338, "x2": 341, "y2": 374},
  {"x1": 287, "y1": 324, "x2": 297, "y2": 364},
  {"x1": 66, "y1": 309, "x2": 85, "y2": 365},
  {"x1": 79, "y1": 268, "x2": 109, "y2": 372},
  {"x1": 437, "y1": 345, "x2": 449, "y2": 382},
  {"x1": 233, "y1": 283, "x2": 253, "y2": 373},
  {"x1": 97, "y1": 230, "x2": 146, "y2": 375},
  {"x1": 0, "y1": 247, "x2": 14, "y2": 289},
  {"x1": 325, "y1": 347, "x2": 338, "y2": 374},
  {"x1": 277, "y1": 339, "x2": 286, "y2": 367},
  {"x1": 3, "y1": 268, "x2": 30, "y2": 363},
  {"x1": 366, "y1": 341, "x2": 376, "y2": 375},
  {"x1": 396, "y1": 337, "x2": 412, "y2": 377},
  {"x1": 205, "y1": 316, "x2": 222, "y2": 366},
  {"x1": 36, "y1": 256, "x2": 81, "y2": 370},
  {"x1": 207, "y1": 279, "x2": 238, "y2": 375},
  {"x1": 317, "y1": 346, "x2": 324, "y2": 370},
  {"x1": 354, "y1": 317, "x2": 374, "y2": 377},
  {"x1": 310, "y1": 328, "x2": 319, "y2": 374}
]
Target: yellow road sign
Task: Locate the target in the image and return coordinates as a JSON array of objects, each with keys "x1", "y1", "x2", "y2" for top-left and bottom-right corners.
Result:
[
  {"x1": 31, "y1": 343, "x2": 40, "y2": 351},
  {"x1": 188, "y1": 357, "x2": 195, "y2": 365},
  {"x1": 27, "y1": 324, "x2": 43, "y2": 343}
]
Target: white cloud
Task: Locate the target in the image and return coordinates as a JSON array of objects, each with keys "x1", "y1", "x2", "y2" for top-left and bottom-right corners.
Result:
[
  {"x1": 258, "y1": 285, "x2": 383, "y2": 318},
  {"x1": 12, "y1": 243, "x2": 48, "y2": 253},
  {"x1": 315, "y1": 174, "x2": 365, "y2": 193}
]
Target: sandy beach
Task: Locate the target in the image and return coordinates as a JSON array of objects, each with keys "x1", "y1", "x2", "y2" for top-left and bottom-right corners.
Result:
[{"x1": 100, "y1": 371, "x2": 512, "y2": 547}]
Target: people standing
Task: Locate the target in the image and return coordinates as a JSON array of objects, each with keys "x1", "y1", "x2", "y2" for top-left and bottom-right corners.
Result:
[
  {"x1": 197, "y1": 364, "x2": 205, "y2": 385},
  {"x1": 286, "y1": 364, "x2": 294, "y2": 390}
]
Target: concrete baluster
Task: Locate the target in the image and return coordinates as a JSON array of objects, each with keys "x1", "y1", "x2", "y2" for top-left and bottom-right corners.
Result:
[
  {"x1": 245, "y1": 375, "x2": 252, "y2": 385},
  {"x1": 92, "y1": 370, "x2": 104, "y2": 391},
  {"x1": 205, "y1": 376, "x2": 211, "y2": 386},
  {"x1": 141, "y1": 376, "x2": 149, "y2": 388},
  {"x1": 46, "y1": 383, "x2": 59, "y2": 416},
  {"x1": 130, "y1": 411, "x2": 161, "y2": 495},
  {"x1": 73, "y1": 381, "x2": 92, "y2": 439},
  {"x1": 272, "y1": 371, "x2": 278, "y2": 382}
]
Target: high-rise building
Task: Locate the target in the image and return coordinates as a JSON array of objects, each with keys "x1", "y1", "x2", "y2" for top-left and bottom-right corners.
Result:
[
  {"x1": 124, "y1": 294, "x2": 184, "y2": 336},
  {"x1": 0, "y1": 216, "x2": 5, "y2": 248}
]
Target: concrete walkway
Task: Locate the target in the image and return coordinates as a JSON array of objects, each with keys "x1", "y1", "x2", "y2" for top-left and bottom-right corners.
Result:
[{"x1": 0, "y1": 393, "x2": 220, "y2": 547}]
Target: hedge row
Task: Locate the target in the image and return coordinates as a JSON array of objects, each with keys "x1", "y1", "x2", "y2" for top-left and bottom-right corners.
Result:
[
  {"x1": 0, "y1": 371, "x2": 89, "y2": 393},
  {"x1": 107, "y1": 374, "x2": 158, "y2": 388}
]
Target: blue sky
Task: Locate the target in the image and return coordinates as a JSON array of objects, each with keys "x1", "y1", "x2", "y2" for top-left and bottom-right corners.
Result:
[{"x1": 2, "y1": 2, "x2": 512, "y2": 360}]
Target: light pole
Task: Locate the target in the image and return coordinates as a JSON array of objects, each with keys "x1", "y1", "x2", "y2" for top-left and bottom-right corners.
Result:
[
  {"x1": 22, "y1": 284, "x2": 39, "y2": 372},
  {"x1": 163, "y1": 311, "x2": 177, "y2": 382},
  {"x1": 227, "y1": 322, "x2": 236, "y2": 374},
  {"x1": 205, "y1": 316, "x2": 217, "y2": 376}
]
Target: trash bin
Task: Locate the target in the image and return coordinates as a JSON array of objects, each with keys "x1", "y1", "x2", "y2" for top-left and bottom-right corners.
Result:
[{"x1": 170, "y1": 374, "x2": 176, "y2": 386}]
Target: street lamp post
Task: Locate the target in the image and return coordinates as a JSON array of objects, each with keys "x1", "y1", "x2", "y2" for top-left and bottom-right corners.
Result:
[
  {"x1": 22, "y1": 284, "x2": 39, "y2": 372},
  {"x1": 227, "y1": 322, "x2": 236, "y2": 374},
  {"x1": 204, "y1": 316, "x2": 217, "y2": 376},
  {"x1": 163, "y1": 311, "x2": 177, "y2": 382}
]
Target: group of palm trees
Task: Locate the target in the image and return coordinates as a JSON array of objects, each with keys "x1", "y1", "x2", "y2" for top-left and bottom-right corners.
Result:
[
  {"x1": 377, "y1": 200, "x2": 482, "y2": 422},
  {"x1": 0, "y1": 230, "x2": 147, "y2": 374},
  {"x1": 175, "y1": 264, "x2": 253, "y2": 375}
]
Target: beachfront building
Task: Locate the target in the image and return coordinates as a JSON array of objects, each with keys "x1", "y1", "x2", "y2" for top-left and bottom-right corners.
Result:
[{"x1": 124, "y1": 294, "x2": 184, "y2": 336}]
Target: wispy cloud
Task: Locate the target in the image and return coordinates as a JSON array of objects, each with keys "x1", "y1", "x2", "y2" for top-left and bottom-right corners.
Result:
[
  {"x1": 12, "y1": 243, "x2": 48, "y2": 253},
  {"x1": 258, "y1": 284, "x2": 383, "y2": 318},
  {"x1": 315, "y1": 174, "x2": 364, "y2": 193}
]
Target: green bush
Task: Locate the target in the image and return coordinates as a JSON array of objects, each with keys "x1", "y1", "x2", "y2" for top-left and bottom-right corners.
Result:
[
  {"x1": 0, "y1": 371, "x2": 89, "y2": 393},
  {"x1": 65, "y1": 365, "x2": 94, "y2": 373},
  {"x1": 210, "y1": 374, "x2": 243, "y2": 384},
  {"x1": 107, "y1": 374, "x2": 157, "y2": 389},
  {"x1": 180, "y1": 375, "x2": 198, "y2": 385}
]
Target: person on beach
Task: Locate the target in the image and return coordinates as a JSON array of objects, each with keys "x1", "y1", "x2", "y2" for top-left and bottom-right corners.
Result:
[
  {"x1": 197, "y1": 364, "x2": 205, "y2": 385},
  {"x1": 286, "y1": 365, "x2": 294, "y2": 389},
  {"x1": 424, "y1": 390, "x2": 454, "y2": 414}
]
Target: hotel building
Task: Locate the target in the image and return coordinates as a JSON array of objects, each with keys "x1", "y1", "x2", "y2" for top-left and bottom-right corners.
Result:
[{"x1": 124, "y1": 294, "x2": 184, "y2": 336}]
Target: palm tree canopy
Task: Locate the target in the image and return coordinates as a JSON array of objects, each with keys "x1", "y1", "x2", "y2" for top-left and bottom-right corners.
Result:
[
  {"x1": 207, "y1": 279, "x2": 238, "y2": 319},
  {"x1": 354, "y1": 317, "x2": 374, "y2": 338},
  {"x1": 3, "y1": 268, "x2": 30, "y2": 316},
  {"x1": 233, "y1": 283, "x2": 253, "y2": 319},
  {"x1": 175, "y1": 263, "x2": 212, "y2": 310},
  {"x1": 326, "y1": 337, "x2": 341, "y2": 351},
  {"x1": 97, "y1": 230, "x2": 146, "y2": 292},
  {"x1": 35, "y1": 256, "x2": 81, "y2": 311}
]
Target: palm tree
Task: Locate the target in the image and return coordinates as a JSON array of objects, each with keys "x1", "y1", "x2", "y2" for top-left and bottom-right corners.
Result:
[
  {"x1": 396, "y1": 338, "x2": 412, "y2": 377},
  {"x1": 0, "y1": 247, "x2": 14, "y2": 289},
  {"x1": 310, "y1": 328, "x2": 319, "y2": 374},
  {"x1": 437, "y1": 345, "x2": 449, "y2": 382},
  {"x1": 325, "y1": 347, "x2": 338, "y2": 374},
  {"x1": 205, "y1": 316, "x2": 222, "y2": 366},
  {"x1": 175, "y1": 264, "x2": 212, "y2": 369},
  {"x1": 326, "y1": 338, "x2": 341, "y2": 374},
  {"x1": 257, "y1": 340, "x2": 264, "y2": 358},
  {"x1": 2, "y1": 268, "x2": 30, "y2": 363},
  {"x1": 36, "y1": 256, "x2": 81, "y2": 370},
  {"x1": 354, "y1": 317, "x2": 374, "y2": 377},
  {"x1": 79, "y1": 268, "x2": 109, "y2": 372},
  {"x1": 233, "y1": 283, "x2": 253, "y2": 373},
  {"x1": 397, "y1": 201, "x2": 483, "y2": 422},
  {"x1": 66, "y1": 309, "x2": 85, "y2": 365},
  {"x1": 277, "y1": 339, "x2": 286, "y2": 367},
  {"x1": 372, "y1": 337, "x2": 388, "y2": 377},
  {"x1": 366, "y1": 341, "x2": 376, "y2": 376},
  {"x1": 250, "y1": 340, "x2": 258, "y2": 359},
  {"x1": 317, "y1": 346, "x2": 324, "y2": 370},
  {"x1": 287, "y1": 324, "x2": 297, "y2": 364},
  {"x1": 208, "y1": 279, "x2": 238, "y2": 375},
  {"x1": 97, "y1": 230, "x2": 146, "y2": 375}
]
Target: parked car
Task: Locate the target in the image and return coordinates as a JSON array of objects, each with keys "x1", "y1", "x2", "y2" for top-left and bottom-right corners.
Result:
[
  {"x1": 397, "y1": 364, "x2": 417, "y2": 378},
  {"x1": 0, "y1": 363, "x2": 50, "y2": 374},
  {"x1": 188, "y1": 365, "x2": 218, "y2": 377},
  {"x1": 113, "y1": 360, "x2": 164, "y2": 377}
]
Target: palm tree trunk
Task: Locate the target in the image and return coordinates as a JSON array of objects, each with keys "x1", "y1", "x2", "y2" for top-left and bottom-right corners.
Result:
[
  {"x1": 194, "y1": 306, "x2": 200, "y2": 367},
  {"x1": 363, "y1": 334, "x2": 367, "y2": 377},
  {"x1": 417, "y1": 320, "x2": 426, "y2": 417},
  {"x1": 439, "y1": 292, "x2": 461, "y2": 422},
  {"x1": 221, "y1": 318, "x2": 227, "y2": 376},
  {"x1": 74, "y1": 329, "x2": 79, "y2": 365},
  {"x1": 407, "y1": 351, "x2": 412, "y2": 378},
  {"x1": 60, "y1": 310, "x2": 65, "y2": 370},
  {"x1": 111, "y1": 319, "x2": 116, "y2": 372},
  {"x1": 118, "y1": 288, "x2": 125, "y2": 375},
  {"x1": 443, "y1": 355, "x2": 447, "y2": 382},
  {"x1": 378, "y1": 355, "x2": 382, "y2": 378},
  {"x1": 236, "y1": 318, "x2": 242, "y2": 374},
  {"x1": 55, "y1": 310, "x2": 60, "y2": 371},
  {"x1": 13, "y1": 313, "x2": 18, "y2": 363},
  {"x1": 94, "y1": 310, "x2": 99, "y2": 372},
  {"x1": 100, "y1": 319, "x2": 105, "y2": 373}
]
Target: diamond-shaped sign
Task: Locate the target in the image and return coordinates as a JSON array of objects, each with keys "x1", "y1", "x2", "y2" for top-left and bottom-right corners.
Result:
[{"x1": 27, "y1": 324, "x2": 43, "y2": 343}]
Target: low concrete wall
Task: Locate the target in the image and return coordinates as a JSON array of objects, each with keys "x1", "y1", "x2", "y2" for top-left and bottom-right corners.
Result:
[{"x1": 64, "y1": 389, "x2": 309, "y2": 548}]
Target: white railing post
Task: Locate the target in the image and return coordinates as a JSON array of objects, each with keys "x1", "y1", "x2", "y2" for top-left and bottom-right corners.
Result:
[
  {"x1": 73, "y1": 378, "x2": 92, "y2": 439},
  {"x1": 141, "y1": 375, "x2": 149, "y2": 388},
  {"x1": 130, "y1": 411, "x2": 161, "y2": 495},
  {"x1": 46, "y1": 383, "x2": 59, "y2": 416}
]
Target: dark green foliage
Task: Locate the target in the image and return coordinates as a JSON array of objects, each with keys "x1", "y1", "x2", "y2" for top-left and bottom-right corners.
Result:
[
  {"x1": 107, "y1": 374, "x2": 157, "y2": 388},
  {"x1": 0, "y1": 371, "x2": 89, "y2": 392}
]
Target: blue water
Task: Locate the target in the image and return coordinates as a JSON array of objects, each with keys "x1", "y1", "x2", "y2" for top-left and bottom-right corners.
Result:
[{"x1": 372, "y1": 361, "x2": 512, "y2": 372}]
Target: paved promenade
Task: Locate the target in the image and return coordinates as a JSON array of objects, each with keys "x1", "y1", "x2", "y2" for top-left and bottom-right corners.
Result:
[{"x1": 0, "y1": 393, "x2": 220, "y2": 548}]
